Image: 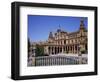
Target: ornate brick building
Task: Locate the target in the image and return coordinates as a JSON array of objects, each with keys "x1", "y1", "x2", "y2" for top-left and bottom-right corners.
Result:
[{"x1": 29, "y1": 19, "x2": 87, "y2": 56}]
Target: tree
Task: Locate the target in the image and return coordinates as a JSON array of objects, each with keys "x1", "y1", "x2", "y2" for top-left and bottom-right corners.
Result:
[
  {"x1": 80, "y1": 47, "x2": 86, "y2": 54},
  {"x1": 35, "y1": 45, "x2": 45, "y2": 57},
  {"x1": 28, "y1": 38, "x2": 30, "y2": 58}
]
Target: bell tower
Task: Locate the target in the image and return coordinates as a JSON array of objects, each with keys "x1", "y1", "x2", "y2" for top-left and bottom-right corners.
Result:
[
  {"x1": 48, "y1": 32, "x2": 54, "y2": 42},
  {"x1": 79, "y1": 18, "x2": 87, "y2": 54},
  {"x1": 49, "y1": 32, "x2": 53, "y2": 39},
  {"x1": 80, "y1": 18, "x2": 85, "y2": 30}
]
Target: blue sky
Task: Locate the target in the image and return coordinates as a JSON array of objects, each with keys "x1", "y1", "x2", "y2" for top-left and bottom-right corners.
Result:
[{"x1": 28, "y1": 15, "x2": 87, "y2": 42}]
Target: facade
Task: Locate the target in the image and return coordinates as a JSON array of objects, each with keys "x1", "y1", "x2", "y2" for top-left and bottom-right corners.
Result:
[{"x1": 29, "y1": 19, "x2": 87, "y2": 56}]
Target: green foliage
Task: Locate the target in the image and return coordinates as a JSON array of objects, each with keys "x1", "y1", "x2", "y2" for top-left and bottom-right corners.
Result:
[
  {"x1": 28, "y1": 39, "x2": 30, "y2": 52},
  {"x1": 80, "y1": 47, "x2": 86, "y2": 54},
  {"x1": 28, "y1": 38, "x2": 30, "y2": 58},
  {"x1": 35, "y1": 45, "x2": 45, "y2": 57}
]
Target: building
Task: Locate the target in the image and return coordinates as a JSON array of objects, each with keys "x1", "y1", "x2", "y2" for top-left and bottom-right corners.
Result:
[{"x1": 29, "y1": 19, "x2": 87, "y2": 56}]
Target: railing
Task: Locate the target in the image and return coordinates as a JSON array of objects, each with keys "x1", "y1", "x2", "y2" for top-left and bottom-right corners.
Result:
[{"x1": 33, "y1": 55, "x2": 87, "y2": 66}]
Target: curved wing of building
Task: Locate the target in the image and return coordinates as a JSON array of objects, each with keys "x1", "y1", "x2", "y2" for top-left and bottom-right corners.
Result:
[{"x1": 30, "y1": 19, "x2": 87, "y2": 56}]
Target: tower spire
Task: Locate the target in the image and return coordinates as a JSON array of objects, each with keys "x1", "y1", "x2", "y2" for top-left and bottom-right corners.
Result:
[
  {"x1": 57, "y1": 24, "x2": 62, "y2": 32},
  {"x1": 49, "y1": 31, "x2": 53, "y2": 39},
  {"x1": 80, "y1": 18, "x2": 85, "y2": 29}
]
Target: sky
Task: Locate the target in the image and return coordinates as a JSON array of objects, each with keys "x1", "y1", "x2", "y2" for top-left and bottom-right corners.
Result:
[{"x1": 28, "y1": 15, "x2": 87, "y2": 42}]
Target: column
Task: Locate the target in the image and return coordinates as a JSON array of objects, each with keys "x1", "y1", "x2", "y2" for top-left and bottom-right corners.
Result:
[
  {"x1": 48, "y1": 47, "x2": 50, "y2": 55},
  {"x1": 49, "y1": 47, "x2": 51, "y2": 54},
  {"x1": 69, "y1": 46, "x2": 71, "y2": 53},
  {"x1": 77, "y1": 45, "x2": 79, "y2": 54},
  {"x1": 74, "y1": 45, "x2": 75, "y2": 53},
  {"x1": 66, "y1": 46, "x2": 67, "y2": 53},
  {"x1": 52, "y1": 47, "x2": 53, "y2": 54},
  {"x1": 50, "y1": 47, "x2": 52, "y2": 55},
  {"x1": 56, "y1": 47, "x2": 57, "y2": 54},
  {"x1": 58, "y1": 47, "x2": 60, "y2": 53},
  {"x1": 62, "y1": 46, "x2": 64, "y2": 53},
  {"x1": 64, "y1": 46, "x2": 66, "y2": 53},
  {"x1": 73, "y1": 45, "x2": 75, "y2": 54},
  {"x1": 72, "y1": 45, "x2": 73, "y2": 53},
  {"x1": 72, "y1": 45, "x2": 74, "y2": 53},
  {"x1": 65, "y1": 46, "x2": 66, "y2": 53},
  {"x1": 60, "y1": 47, "x2": 62, "y2": 53},
  {"x1": 53, "y1": 46, "x2": 55, "y2": 55},
  {"x1": 69, "y1": 46, "x2": 70, "y2": 53},
  {"x1": 68, "y1": 46, "x2": 69, "y2": 53},
  {"x1": 71, "y1": 45, "x2": 73, "y2": 53},
  {"x1": 67, "y1": 46, "x2": 69, "y2": 53},
  {"x1": 58, "y1": 47, "x2": 59, "y2": 53},
  {"x1": 73, "y1": 45, "x2": 74, "y2": 53},
  {"x1": 55, "y1": 47, "x2": 56, "y2": 54}
]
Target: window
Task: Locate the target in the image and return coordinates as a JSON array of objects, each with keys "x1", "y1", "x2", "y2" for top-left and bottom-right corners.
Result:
[
  {"x1": 64, "y1": 40, "x2": 66, "y2": 44},
  {"x1": 72, "y1": 40, "x2": 73, "y2": 43},
  {"x1": 75, "y1": 39, "x2": 77, "y2": 43}
]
